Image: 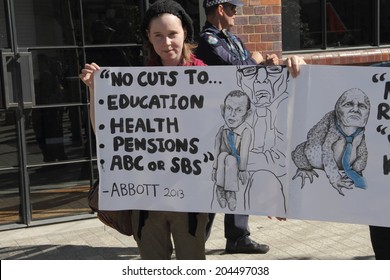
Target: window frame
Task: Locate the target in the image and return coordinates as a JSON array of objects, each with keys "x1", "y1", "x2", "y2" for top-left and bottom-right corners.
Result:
[{"x1": 282, "y1": 0, "x2": 382, "y2": 52}]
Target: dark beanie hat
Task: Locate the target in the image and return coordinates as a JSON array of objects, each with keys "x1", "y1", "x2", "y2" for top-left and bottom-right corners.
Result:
[{"x1": 142, "y1": 0, "x2": 194, "y2": 43}]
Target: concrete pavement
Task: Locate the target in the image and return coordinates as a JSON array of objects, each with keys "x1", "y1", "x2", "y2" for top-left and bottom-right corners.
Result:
[{"x1": 0, "y1": 214, "x2": 375, "y2": 260}]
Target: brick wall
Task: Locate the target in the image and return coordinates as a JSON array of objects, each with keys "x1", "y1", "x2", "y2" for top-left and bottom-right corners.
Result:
[
  {"x1": 233, "y1": 0, "x2": 282, "y2": 59},
  {"x1": 233, "y1": 0, "x2": 390, "y2": 66}
]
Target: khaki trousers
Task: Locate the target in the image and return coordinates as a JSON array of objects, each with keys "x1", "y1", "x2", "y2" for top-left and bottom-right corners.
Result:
[{"x1": 132, "y1": 210, "x2": 208, "y2": 260}]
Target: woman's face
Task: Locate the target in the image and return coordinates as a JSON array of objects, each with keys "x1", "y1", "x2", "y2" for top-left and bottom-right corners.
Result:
[{"x1": 147, "y1": 13, "x2": 186, "y2": 66}]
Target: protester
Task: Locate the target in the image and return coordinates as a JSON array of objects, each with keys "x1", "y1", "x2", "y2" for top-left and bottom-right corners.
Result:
[
  {"x1": 80, "y1": 0, "x2": 209, "y2": 260},
  {"x1": 196, "y1": 0, "x2": 304, "y2": 254}
]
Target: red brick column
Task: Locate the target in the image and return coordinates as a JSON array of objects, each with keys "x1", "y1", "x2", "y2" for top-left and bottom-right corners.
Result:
[{"x1": 233, "y1": 0, "x2": 282, "y2": 59}]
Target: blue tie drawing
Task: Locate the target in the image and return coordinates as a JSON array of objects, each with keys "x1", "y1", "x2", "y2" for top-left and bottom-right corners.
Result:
[
  {"x1": 228, "y1": 130, "x2": 240, "y2": 165},
  {"x1": 337, "y1": 125, "x2": 367, "y2": 189}
]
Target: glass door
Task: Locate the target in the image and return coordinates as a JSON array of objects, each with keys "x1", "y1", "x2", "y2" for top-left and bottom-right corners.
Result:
[
  {"x1": 0, "y1": 0, "x2": 26, "y2": 227},
  {"x1": 0, "y1": 0, "x2": 95, "y2": 228}
]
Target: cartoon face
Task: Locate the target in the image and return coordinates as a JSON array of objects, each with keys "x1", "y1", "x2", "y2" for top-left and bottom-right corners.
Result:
[
  {"x1": 237, "y1": 66, "x2": 285, "y2": 108},
  {"x1": 223, "y1": 95, "x2": 249, "y2": 129},
  {"x1": 335, "y1": 88, "x2": 370, "y2": 128}
]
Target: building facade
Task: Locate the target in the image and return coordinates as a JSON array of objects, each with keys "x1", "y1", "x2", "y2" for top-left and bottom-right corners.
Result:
[{"x1": 0, "y1": 0, "x2": 389, "y2": 231}]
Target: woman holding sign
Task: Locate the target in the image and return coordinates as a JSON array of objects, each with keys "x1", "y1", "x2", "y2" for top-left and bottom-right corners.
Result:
[{"x1": 80, "y1": 0, "x2": 209, "y2": 260}]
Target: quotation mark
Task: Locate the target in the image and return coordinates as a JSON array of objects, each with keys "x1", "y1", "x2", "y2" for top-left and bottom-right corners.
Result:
[
  {"x1": 100, "y1": 69, "x2": 110, "y2": 79},
  {"x1": 377, "y1": 125, "x2": 387, "y2": 135},
  {"x1": 203, "y1": 152, "x2": 214, "y2": 163},
  {"x1": 372, "y1": 73, "x2": 386, "y2": 83},
  {"x1": 377, "y1": 125, "x2": 390, "y2": 143}
]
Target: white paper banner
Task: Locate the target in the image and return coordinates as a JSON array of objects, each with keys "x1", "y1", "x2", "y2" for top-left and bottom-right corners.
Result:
[{"x1": 94, "y1": 64, "x2": 390, "y2": 227}]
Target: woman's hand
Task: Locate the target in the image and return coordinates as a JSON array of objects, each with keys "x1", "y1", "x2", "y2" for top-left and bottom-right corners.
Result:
[
  {"x1": 79, "y1": 63, "x2": 100, "y2": 89},
  {"x1": 80, "y1": 63, "x2": 100, "y2": 132}
]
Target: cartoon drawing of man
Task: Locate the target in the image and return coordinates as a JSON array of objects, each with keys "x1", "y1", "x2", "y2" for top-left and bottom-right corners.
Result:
[
  {"x1": 237, "y1": 65, "x2": 289, "y2": 163},
  {"x1": 235, "y1": 65, "x2": 289, "y2": 215},
  {"x1": 291, "y1": 88, "x2": 370, "y2": 196},
  {"x1": 212, "y1": 90, "x2": 253, "y2": 211}
]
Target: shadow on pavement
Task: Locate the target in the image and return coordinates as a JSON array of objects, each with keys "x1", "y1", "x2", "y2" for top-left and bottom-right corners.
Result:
[
  {"x1": 0, "y1": 245, "x2": 375, "y2": 260},
  {"x1": 0, "y1": 245, "x2": 140, "y2": 260}
]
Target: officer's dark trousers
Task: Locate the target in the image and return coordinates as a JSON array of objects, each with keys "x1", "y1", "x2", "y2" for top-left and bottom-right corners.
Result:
[
  {"x1": 369, "y1": 225, "x2": 390, "y2": 260},
  {"x1": 206, "y1": 213, "x2": 250, "y2": 243},
  {"x1": 224, "y1": 214, "x2": 250, "y2": 242}
]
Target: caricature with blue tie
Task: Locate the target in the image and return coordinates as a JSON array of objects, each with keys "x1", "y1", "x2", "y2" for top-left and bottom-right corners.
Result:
[
  {"x1": 291, "y1": 88, "x2": 370, "y2": 196},
  {"x1": 212, "y1": 90, "x2": 253, "y2": 211}
]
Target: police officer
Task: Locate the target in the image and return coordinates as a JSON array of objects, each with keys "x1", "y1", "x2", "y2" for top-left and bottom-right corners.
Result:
[
  {"x1": 196, "y1": 0, "x2": 278, "y2": 66},
  {"x1": 196, "y1": 0, "x2": 277, "y2": 255}
]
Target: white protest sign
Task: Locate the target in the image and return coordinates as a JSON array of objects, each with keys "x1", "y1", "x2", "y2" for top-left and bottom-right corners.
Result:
[
  {"x1": 288, "y1": 65, "x2": 390, "y2": 227},
  {"x1": 94, "y1": 65, "x2": 390, "y2": 227}
]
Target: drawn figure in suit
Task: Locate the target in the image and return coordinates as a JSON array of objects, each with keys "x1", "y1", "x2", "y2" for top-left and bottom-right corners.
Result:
[{"x1": 212, "y1": 90, "x2": 253, "y2": 211}]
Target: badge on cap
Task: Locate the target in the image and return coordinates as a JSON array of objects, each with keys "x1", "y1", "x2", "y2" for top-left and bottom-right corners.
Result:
[{"x1": 207, "y1": 34, "x2": 218, "y2": 45}]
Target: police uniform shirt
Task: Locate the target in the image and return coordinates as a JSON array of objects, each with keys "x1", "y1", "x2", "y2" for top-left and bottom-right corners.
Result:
[{"x1": 196, "y1": 21, "x2": 257, "y2": 66}]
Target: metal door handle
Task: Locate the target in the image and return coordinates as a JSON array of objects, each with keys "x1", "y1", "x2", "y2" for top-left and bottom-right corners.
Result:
[{"x1": 1, "y1": 51, "x2": 35, "y2": 109}]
